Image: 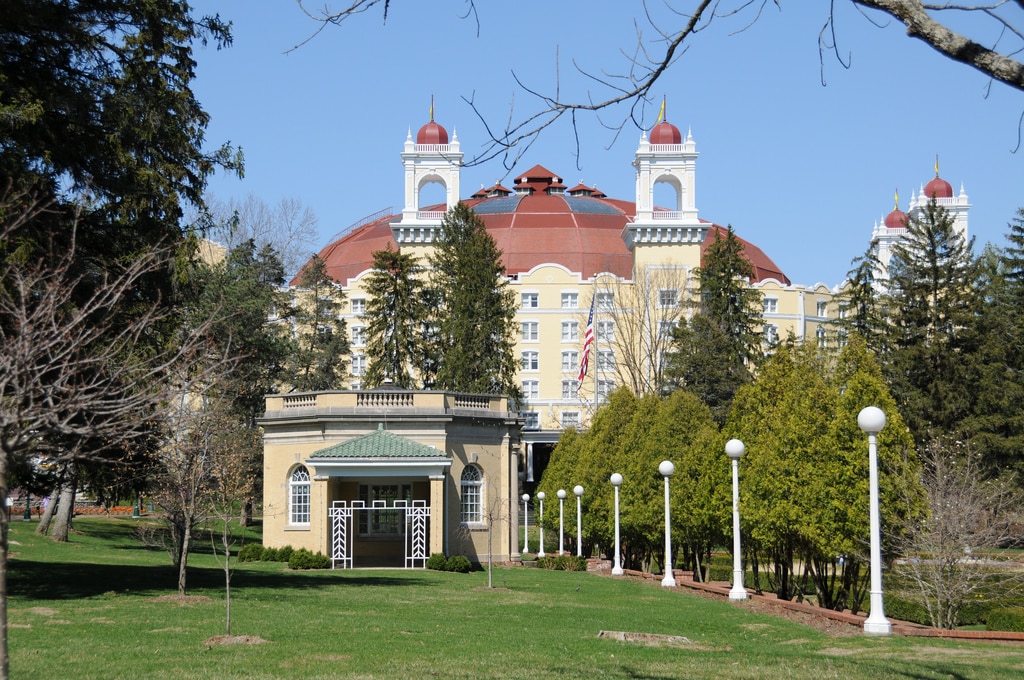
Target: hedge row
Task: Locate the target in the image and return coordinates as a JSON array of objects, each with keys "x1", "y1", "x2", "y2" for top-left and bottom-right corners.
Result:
[{"x1": 237, "y1": 543, "x2": 332, "y2": 569}]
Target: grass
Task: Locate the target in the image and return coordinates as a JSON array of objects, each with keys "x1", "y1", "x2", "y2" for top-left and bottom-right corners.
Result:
[{"x1": 8, "y1": 518, "x2": 1024, "y2": 679}]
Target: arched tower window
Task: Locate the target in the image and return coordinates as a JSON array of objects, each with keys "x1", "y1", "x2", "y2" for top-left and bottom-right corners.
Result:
[
  {"x1": 460, "y1": 464, "x2": 483, "y2": 524},
  {"x1": 289, "y1": 465, "x2": 311, "y2": 526}
]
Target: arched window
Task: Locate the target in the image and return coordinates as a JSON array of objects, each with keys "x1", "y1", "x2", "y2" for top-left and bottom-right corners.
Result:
[
  {"x1": 289, "y1": 465, "x2": 311, "y2": 525},
  {"x1": 460, "y1": 465, "x2": 483, "y2": 524}
]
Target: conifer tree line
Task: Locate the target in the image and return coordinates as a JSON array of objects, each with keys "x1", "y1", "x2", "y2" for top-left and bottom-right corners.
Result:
[{"x1": 540, "y1": 202, "x2": 1024, "y2": 624}]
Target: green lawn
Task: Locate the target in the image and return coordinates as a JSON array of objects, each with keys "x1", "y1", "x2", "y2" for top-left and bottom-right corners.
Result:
[{"x1": 8, "y1": 518, "x2": 1024, "y2": 679}]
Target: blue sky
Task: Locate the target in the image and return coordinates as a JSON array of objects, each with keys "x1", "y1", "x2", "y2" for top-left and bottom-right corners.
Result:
[{"x1": 190, "y1": 1, "x2": 1023, "y2": 285}]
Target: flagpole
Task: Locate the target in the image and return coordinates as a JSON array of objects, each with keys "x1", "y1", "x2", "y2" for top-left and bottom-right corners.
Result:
[{"x1": 592, "y1": 286, "x2": 598, "y2": 415}]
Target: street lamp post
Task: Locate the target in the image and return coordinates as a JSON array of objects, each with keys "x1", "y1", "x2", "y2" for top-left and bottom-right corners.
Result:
[
  {"x1": 725, "y1": 438, "x2": 748, "y2": 600},
  {"x1": 557, "y1": 489, "x2": 567, "y2": 556},
  {"x1": 573, "y1": 485, "x2": 584, "y2": 558},
  {"x1": 610, "y1": 473, "x2": 623, "y2": 575},
  {"x1": 537, "y1": 492, "x2": 546, "y2": 558},
  {"x1": 521, "y1": 493, "x2": 530, "y2": 554},
  {"x1": 858, "y1": 405, "x2": 892, "y2": 635},
  {"x1": 659, "y1": 460, "x2": 676, "y2": 587}
]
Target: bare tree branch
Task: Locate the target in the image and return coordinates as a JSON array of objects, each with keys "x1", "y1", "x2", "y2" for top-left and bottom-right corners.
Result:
[{"x1": 296, "y1": 1, "x2": 1024, "y2": 165}]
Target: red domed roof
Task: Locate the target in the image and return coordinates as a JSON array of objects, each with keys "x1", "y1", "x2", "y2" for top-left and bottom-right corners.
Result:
[
  {"x1": 416, "y1": 120, "x2": 449, "y2": 145},
  {"x1": 649, "y1": 121, "x2": 682, "y2": 145},
  {"x1": 301, "y1": 166, "x2": 790, "y2": 287},
  {"x1": 884, "y1": 209, "x2": 908, "y2": 229},
  {"x1": 924, "y1": 175, "x2": 953, "y2": 199}
]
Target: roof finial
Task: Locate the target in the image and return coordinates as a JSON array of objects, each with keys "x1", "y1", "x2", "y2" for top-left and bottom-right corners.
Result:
[
  {"x1": 934, "y1": 154, "x2": 940, "y2": 177},
  {"x1": 657, "y1": 96, "x2": 666, "y2": 124},
  {"x1": 894, "y1": 188, "x2": 899, "y2": 211},
  {"x1": 430, "y1": 95, "x2": 435, "y2": 122}
]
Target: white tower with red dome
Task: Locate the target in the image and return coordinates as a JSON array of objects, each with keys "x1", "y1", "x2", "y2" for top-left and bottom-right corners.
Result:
[
  {"x1": 393, "y1": 109, "x2": 463, "y2": 244},
  {"x1": 626, "y1": 114, "x2": 706, "y2": 266},
  {"x1": 870, "y1": 161, "x2": 970, "y2": 285}
]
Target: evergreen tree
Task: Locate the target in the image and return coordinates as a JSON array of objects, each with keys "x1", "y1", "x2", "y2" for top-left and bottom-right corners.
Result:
[
  {"x1": 966, "y1": 217, "x2": 1024, "y2": 475},
  {"x1": 428, "y1": 203, "x2": 519, "y2": 397},
  {"x1": 694, "y1": 226, "x2": 764, "y2": 366},
  {"x1": 291, "y1": 254, "x2": 349, "y2": 391},
  {"x1": 882, "y1": 199, "x2": 979, "y2": 441},
  {"x1": 836, "y1": 247, "x2": 887, "y2": 354},
  {"x1": 664, "y1": 313, "x2": 750, "y2": 425},
  {"x1": 362, "y1": 245, "x2": 430, "y2": 389},
  {"x1": 185, "y1": 240, "x2": 293, "y2": 425}
]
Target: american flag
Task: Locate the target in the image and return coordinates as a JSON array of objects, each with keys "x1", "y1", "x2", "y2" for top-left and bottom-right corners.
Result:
[{"x1": 577, "y1": 297, "x2": 595, "y2": 389}]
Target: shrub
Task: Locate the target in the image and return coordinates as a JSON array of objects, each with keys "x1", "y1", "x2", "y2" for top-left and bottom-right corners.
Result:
[
  {"x1": 445, "y1": 555, "x2": 472, "y2": 573},
  {"x1": 884, "y1": 593, "x2": 930, "y2": 626},
  {"x1": 288, "y1": 548, "x2": 332, "y2": 570},
  {"x1": 426, "y1": 553, "x2": 448, "y2": 571},
  {"x1": 277, "y1": 545, "x2": 295, "y2": 562},
  {"x1": 986, "y1": 607, "x2": 1024, "y2": 632},
  {"x1": 261, "y1": 546, "x2": 280, "y2": 562},
  {"x1": 536, "y1": 555, "x2": 587, "y2": 571},
  {"x1": 237, "y1": 543, "x2": 264, "y2": 562}
]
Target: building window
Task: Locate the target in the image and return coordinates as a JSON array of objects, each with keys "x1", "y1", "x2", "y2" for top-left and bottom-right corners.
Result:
[
  {"x1": 521, "y1": 321, "x2": 539, "y2": 341},
  {"x1": 658, "y1": 288, "x2": 679, "y2": 308},
  {"x1": 561, "y1": 292, "x2": 578, "y2": 309},
  {"x1": 561, "y1": 321, "x2": 578, "y2": 342},
  {"x1": 816, "y1": 326, "x2": 827, "y2": 348},
  {"x1": 351, "y1": 325, "x2": 366, "y2": 347},
  {"x1": 597, "y1": 350, "x2": 615, "y2": 371},
  {"x1": 561, "y1": 379, "x2": 579, "y2": 399},
  {"x1": 352, "y1": 354, "x2": 366, "y2": 377},
  {"x1": 596, "y1": 291, "x2": 614, "y2": 310},
  {"x1": 351, "y1": 298, "x2": 366, "y2": 315},
  {"x1": 289, "y1": 466, "x2": 311, "y2": 525},
  {"x1": 816, "y1": 300, "x2": 828, "y2": 317},
  {"x1": 358, "y1": 484, "x2": 411, "y2": 536},
  {"x1": 838, "y1": 304, "x2": 848, "y2": 320},
  {"x1": 764, "y1": 324, "x2": 779, "y2": 345},
  {"x1": 561, "y1": 351, "x2": 579, "y2": 371},
  {"x1": 522, "y1": 379, "x2": 539, "y2": 400},
  {"x1": 521, "y1": 351, "x2": 539, "y2": 371},
  {"x1": 350, "y1": 381, "x2": 362, "y2": 391},
  {"x1": 521, "y1": 292, "x2": 539, "y2": 309},
  {"x1": 461, "y1": 465, "x2": 483, "y2": 524},
  {"x1": 596, "y1": 320, "x2": 614, "y2": 342},
  {"x1": 658, "y1": 320, "x2": 678, "y2": 340},
  {"x1": 561, "y1": 411, "x2": 581, "y2": 429},
  {"x1": 597, "y1": 378, "x2": 615, "y2": 400},
  {"x1": 523, "y1": 412, "x2": 540, "y2": 430},
  {"x1": 764, "y1": 297, "x2": 778, "y2": 314}
]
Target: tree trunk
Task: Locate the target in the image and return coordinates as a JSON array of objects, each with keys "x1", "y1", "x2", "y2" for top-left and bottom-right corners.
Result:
[
  {"x1": 178, "y1": 520, "x2": 192, "y2": 595},
  {"x1": 222, "y1": 521, "x2": 232, "y2": 634},
  {"x1": 1, "y1": 463, "x2": 12, "y2": 680},
  {"x1": 49, "y1": 470, "x2": 77, "y2": 543},
  {"x1": 34, "y1": 485, "x2": 60, "y2": 536}
]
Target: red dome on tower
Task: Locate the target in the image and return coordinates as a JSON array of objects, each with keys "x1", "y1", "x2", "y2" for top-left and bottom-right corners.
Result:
[
  {"x1": 884, "y1": 208, "x2": 908, "y2": 229},
  {"x1": 649, "y1": 120, "x2": 682, "y2": 145},
  {"x1": 416, "y1": 120, "x2": 449, "y2": 145},
  {"x1": 924, "y1": 175, "x2": 953, "y2": 199}
]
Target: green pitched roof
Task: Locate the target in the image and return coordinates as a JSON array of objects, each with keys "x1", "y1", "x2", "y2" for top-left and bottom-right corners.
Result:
[{"x1": 309, "y1": 424, "x2": 446, "y2": 460}]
